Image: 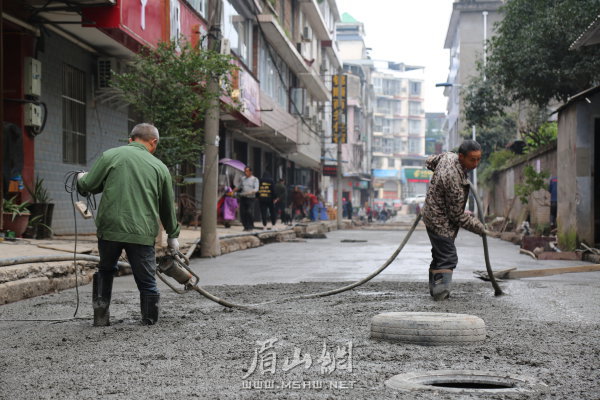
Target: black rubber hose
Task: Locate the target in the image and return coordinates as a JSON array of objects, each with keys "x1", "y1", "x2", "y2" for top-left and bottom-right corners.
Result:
[
  {"x1": 177, "y1": 215, "x2": 422, "y2": 310},
  {"x1": 470, "y1": 182, "x2": 504, "y2": 296}
]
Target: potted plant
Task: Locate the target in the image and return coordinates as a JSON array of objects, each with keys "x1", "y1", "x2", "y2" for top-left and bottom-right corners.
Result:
[
  {"x1": 2, "y1": 196, "x2": 31, "y2": 237},
  {"x1": 25, "y1": 176, "x2": 54, "y2": 239}
]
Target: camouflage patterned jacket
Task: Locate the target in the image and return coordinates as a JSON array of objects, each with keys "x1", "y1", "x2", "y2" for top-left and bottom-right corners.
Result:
[{"x1": 421, "y1": 152, "x2": 485, "y2": 238}]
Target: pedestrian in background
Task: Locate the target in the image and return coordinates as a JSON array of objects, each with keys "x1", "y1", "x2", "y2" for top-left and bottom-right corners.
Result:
[
  {"x1": 421, "y1": 139, "x2": 489, "y2": 301},
  {"x1": 77, "y1": 123, "x2": 180, "y2": 326},
  {"x1": 306, "y1": 190, "x2": 319, "y2": 221},
  {"x1": 221, "y1": 185, "x2": 238, "y2": 228},
  {"x1": 235, "y1": 166, "x2": 259, "y2": 231},
  {"x1": 345, "y1": 198, "x2": 353, "y2": 220},
  {"x1": 291, "y1": 185, "x2": 305, "y2": 221},
  {"x1": 258, "y1": 171, "x2": 277, "y2": 230},
  {"x1": 274, "y1": 178, "x2": 289, "y2": 225}
]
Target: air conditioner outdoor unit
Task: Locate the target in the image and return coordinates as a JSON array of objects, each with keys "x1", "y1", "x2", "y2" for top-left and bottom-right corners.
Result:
[
  {"x1": 220, "y1": 38, "x2": 231, "y2": 55},
  {"x1": 97, "y1": 57, "x2": 117, "y2": 89},
  {"x1": 302, "y1": 26, "x2": 312, "y2": 42}
]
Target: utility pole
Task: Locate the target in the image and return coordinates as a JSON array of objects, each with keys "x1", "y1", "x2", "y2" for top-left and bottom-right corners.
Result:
[
  {"x1": 200, "y1": 0, "x2": 222, "y2": 257},
  {"x1": 336, "y1": 68, "x2": 344, "y2": 230}
]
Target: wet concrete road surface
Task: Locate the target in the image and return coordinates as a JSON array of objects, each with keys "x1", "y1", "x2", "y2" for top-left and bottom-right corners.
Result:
[{"x1": 0, "y1": 228, "x2": 598, "y2": 399}]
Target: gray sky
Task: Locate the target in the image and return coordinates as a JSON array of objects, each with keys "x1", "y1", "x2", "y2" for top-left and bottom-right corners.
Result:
[{"x1": 337, "y1": 0, "x2": 454, "y2": 113}]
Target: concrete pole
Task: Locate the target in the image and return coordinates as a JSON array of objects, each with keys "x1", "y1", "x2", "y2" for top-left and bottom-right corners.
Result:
[
  {"x1": 200, "y1": 0, "x2": 222, "y2": 257},
  {"x1": 336, "y1": 69, "x2": 343, "y2": 229}
]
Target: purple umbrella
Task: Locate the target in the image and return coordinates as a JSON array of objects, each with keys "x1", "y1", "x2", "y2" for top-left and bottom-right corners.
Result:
[{"x1": 219, "y1": 158, "x2": 246, "y2": 171}]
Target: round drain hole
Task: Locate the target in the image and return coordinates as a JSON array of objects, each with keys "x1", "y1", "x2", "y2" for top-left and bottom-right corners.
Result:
[{"x1": 385, "y1": 370, "x2": 547, "y2": 394}]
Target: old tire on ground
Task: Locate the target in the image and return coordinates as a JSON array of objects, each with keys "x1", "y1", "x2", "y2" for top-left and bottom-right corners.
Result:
[{"x1": 370, "y1": 312, "x2": 486, "y2": 346}]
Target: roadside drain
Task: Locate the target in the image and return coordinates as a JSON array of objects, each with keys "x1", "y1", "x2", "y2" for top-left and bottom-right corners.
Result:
[{"x1": 385, "y1": 370, "x2": 547, "y2": 394}]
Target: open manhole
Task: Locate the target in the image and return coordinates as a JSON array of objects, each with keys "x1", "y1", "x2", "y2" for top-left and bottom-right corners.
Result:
[{"x1": 385, "y1": 370, "x2": 547, "y2": 394}]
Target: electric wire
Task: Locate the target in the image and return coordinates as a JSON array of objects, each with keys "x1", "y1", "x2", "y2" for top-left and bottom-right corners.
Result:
[{"x1": 64, "y1": 170, "x2": 98, "y2": 317}]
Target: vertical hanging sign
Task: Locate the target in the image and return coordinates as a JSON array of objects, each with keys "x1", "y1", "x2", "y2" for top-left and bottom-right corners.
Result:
[{"x1": 332, "y1": 74, "x2": 347, "y2": 144}]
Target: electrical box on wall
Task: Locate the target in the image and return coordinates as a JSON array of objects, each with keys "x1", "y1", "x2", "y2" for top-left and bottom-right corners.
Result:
[
  {"x1": 25, "y1": 57, "x2": 42, "y2": 97},
  {"x1": 24, "y1": 103, "x2": 42, "y2": 127}
]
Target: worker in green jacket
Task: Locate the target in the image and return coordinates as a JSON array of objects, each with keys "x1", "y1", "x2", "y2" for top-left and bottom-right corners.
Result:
[{"x1": 77, "y1": 123, "x2": 180, "y2": 326}]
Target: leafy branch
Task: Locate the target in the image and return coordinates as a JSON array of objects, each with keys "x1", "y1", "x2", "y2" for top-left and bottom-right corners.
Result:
[{"x1": 111, "y1": 38, "x2": 240, "y2": 174}]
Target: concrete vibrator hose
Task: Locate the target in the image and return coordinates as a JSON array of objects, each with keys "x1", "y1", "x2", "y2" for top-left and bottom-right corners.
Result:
[{"x1": 164, "y1": 181, "x2": 503, "y2": 310}]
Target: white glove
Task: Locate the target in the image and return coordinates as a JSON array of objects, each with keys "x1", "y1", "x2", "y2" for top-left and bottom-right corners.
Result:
[
  {"x1": 167, "y1": 238, "x2": 180, "y2": 254},
  {"x1": 77, "y1": 172, "x2": 87, "y2": 181}
]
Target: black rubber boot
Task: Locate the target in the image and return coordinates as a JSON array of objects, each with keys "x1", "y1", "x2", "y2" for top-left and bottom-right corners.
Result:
[
  {"x1": 430, "y1": 269, "x2": 453, "y2": 301},
  {"x1": 92, "y1": 272, "x2": 113, "y2": 326},
  {"x1": 140, "y1": 294, "x2": 160, "y2": 325}
]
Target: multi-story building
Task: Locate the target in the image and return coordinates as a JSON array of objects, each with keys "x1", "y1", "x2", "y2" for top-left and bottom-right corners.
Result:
[
  {"x1": 443, "y1": 0, "x2": 504, "y2": 151},
  {"x1": 330, "y1": 12, "x2": 373, "y2": 208},
  {"x1": 1, "y1": 0, "x2": 340, "y2": 233},
  {"x1": 371, "y1": 61, "x2": 427, "y2": 205}
]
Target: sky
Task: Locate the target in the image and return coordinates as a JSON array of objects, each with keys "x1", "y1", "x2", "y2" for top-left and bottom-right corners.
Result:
[{"x1": 336, "y1": 0, "x2": 455, "y2": 113}]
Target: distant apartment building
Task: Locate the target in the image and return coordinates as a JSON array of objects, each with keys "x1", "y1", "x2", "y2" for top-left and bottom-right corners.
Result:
[
  {"x1": 443, "y1": 0, "x2": 504, "y2": 151},
  {"x1": 371, "y1": 61, "x2": 427, "y2": 205}
]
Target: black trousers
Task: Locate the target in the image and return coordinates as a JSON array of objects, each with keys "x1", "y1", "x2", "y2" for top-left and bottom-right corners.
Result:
[
  {"x1": 259, "y1": 200, "x2": 276, "y2": 226},
  {"x1": 240, "y1": 197, "x2": 256, "y2": 229},
  {"x1": 426, "y1": 228, "x2": 458, "y2": 271},
  {"x1": 98, "y1": 239, "x2": 157, "y2": 295}
]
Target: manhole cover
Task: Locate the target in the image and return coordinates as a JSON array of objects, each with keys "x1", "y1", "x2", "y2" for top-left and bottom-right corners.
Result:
[
  {"x1": 385, "y1": 370, "x2": 547, "y2": 394},
  {"x1": 371, "y1": 312, "x2": 486, "y2": 345}
]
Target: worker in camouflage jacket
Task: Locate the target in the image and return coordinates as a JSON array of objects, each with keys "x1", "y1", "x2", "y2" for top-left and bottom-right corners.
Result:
[{"x1": 421, "y1": 140, "x2": 488, "y2": 300}]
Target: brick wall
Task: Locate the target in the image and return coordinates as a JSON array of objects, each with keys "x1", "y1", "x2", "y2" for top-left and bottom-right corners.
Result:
[{"x1": 35, "y1": 34, "x2": 128, "y2": 235}]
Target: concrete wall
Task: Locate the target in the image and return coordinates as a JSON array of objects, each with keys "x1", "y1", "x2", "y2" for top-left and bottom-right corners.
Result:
[
  {"x1": 486, "y1": 142, "x2": 557, "y2": 224},
  {"x1": 557, "y1": 90, "x2": 600, "y2": 246},
  {"x1": 35, "y1": 34, "x2": 128, "y2": 235}
]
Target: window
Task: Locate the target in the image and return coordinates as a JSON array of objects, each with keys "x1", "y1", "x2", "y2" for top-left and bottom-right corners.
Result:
[
  {"x1": 408, "y1": 119, "x2": 422, "y2": 135},
  {"x1": 373, "y1": 156, "x2": 383, "y2": 168},
  {"x1": 394, "y1": 138, "x2": 402, "y2": 153},
  {"x1": 62, "y1": 64, "x2": 86, "y2": 164},
  {"x1": 223, "y1": 1, "x2": 253, "y2": 66},
  {"x1": 388, "y1": 158, "x2": 395, "y2": 168},
  {"x1": 374, "y1": 117, "x2": 383, "y2": 132},
  {"x1": 409, "y1": 101, "x2": 421, "y2": 116},
  {"x1": 373, "y1": 77, "x2": 382, "y2": 94},
  {"x1": 409, "y1": 81, "x2": 421, "y2": 96},
  {"x1": 383, "y1": 138, "x2": 393, "y2": 154},
  {"x1": 377, "y1": 99, "x2": 390, "y2": 114},
  {"x1": 187, "y1": 0, "x2": 207, "y2": 16},
  {"x1": 372, "y1": 138, "x2": 382, "y2": 153},
  {"x1": 393, "y1": 100, "x2": 402, "y2": 115},
  {"x1": 259, "y1": 40, "x2": 289, "y2": 109},
  {"x1": 409, "y1": 138, "x2": 421, "y2": 154},
  {"x1": 383, "y1": 79, "x2": 400, "y2": 96}
]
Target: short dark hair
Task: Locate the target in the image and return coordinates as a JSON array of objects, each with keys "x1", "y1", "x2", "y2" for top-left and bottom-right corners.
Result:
[
  {"x1": 458, "y1": 139, "x2": 481, "y2": 155},
  {"x1": 245, "y1": 166, "x2": 252, "y2": 172}
]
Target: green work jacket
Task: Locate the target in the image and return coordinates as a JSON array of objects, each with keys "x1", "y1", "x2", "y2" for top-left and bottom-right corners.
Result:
[{"x1": 77, "y1": 141, "x2": 180, "y2": 246}]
